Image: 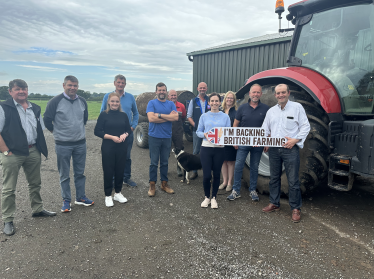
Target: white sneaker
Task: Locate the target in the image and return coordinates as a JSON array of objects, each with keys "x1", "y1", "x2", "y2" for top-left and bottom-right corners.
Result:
[
  {"x1": 113, "y1": 192, "x2": 128, "y2": 203},
  {"x1": 201, "y1": 197, "x2": 211, "y2": 208},
  {"x1": 105, "y1": 196, "x2": 114, "y2": 207},
  {"x1": 218, "y1": 183, "x2": 227, "y2": 190},
  {"x1": 211, "y1": 197, "x2": 218, "y2": 209}
]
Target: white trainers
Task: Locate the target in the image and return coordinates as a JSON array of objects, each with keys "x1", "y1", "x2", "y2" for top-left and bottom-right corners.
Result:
[
  {"x1": 105, "y1": 196, "x2": 114, "y2": 207},
  {"x1": 226, "y1": 184, "x2": 233, "y2": 192},
  {"x1": 218, "y1": 183, "x2": 227, "y2": 190},
  {"x1": 113, "y1": 192, "x2": 128, "y2": 203},
  {"x1": 211, "y1": 197, "x2": 218, "y2": 209},
  {"x1": 201, "y1": 197, "x2": 211, "y2": 208}
]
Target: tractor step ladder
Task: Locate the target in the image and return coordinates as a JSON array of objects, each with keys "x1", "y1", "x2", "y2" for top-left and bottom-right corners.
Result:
[{"x1": 328, "y1": 154, "x2": 355, "y2": 191}]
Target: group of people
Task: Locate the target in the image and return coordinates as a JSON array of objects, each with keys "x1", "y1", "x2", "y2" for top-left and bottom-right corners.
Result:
[
  {"x1": 0, "y1": 75, "x2": 309, "y2": 236},
  {"x1": 187, "y1": 82, "x2": 310, "y2": 223}
]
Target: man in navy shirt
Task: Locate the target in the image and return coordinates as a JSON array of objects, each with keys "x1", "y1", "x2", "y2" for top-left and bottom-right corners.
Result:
[
  {"x1": 227, "y1": 84, "x2": 269, "y2": 202},
  {"x1": 146, "y1": 83, "x2": 178, "y2": 197}
]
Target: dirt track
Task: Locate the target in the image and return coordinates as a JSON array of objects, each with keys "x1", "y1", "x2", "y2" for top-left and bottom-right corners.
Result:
[{"x1": 1, "y1": 121, "x2": 374, "y2": 279}]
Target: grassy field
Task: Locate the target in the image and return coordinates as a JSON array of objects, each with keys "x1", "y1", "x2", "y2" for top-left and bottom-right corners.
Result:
[{"x1": 21, "y1": 100, "x2": 103, "y2": 120}]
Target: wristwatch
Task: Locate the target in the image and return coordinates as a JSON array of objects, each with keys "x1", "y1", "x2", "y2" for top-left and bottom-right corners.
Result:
[
  {"x1": 3, "y1": 150, "x2": 9, "y2": 156},
  {"x1": 158, "y1": 113, "x2": 162, "y2": 119}
]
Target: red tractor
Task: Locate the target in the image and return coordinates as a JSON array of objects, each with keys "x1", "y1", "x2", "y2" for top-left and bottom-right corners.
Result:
[{"x1": 236, "y1": 0, "x2": 374, "y2": 194}]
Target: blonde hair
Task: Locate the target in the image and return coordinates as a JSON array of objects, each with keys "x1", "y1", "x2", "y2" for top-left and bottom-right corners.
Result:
[
  {"x1": 105, "y1": 92, "x2": 123, "y2": 113},
  {"x1": 222, "y1": 91, "x2": 238, "y2": 111}
]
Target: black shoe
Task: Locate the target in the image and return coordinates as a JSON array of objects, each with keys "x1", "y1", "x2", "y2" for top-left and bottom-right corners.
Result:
[
  {"x1": 3, "y1": 222, "x2": 15, "y2": 236},
  {"x1": 32, "y1": 209, "x2": 57, "y2": 217}
]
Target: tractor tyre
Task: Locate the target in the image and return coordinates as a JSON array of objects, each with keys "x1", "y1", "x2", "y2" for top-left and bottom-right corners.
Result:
[
  {"x1": 242, "y1": 86, "x2": 330, "y2": 195},
  {"x1": 134, "y1": 122, "x2": 149, "y2": 149}
]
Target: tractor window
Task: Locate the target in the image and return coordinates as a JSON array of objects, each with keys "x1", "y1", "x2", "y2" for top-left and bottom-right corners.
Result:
[{"x1": 295, "y1": 4, "x2": 374, "y2": 115}]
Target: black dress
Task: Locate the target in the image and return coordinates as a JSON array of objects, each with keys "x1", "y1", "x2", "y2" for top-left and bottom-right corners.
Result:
[{"x1": 224, "y1": 106, "x2": 237, "y2": 161}]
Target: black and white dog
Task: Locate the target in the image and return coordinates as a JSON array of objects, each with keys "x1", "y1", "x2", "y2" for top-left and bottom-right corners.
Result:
[{"x1": 172, "y1": 148, "x2": 202, "y2": 185}]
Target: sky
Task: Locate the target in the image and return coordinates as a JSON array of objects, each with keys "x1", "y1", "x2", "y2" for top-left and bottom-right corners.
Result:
[{"x1": 0, "y1": 0, "x2": 299, "y2": 96}]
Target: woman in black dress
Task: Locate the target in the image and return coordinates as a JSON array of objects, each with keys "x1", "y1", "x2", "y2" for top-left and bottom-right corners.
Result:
[
  {"x1": 219, "y1": 91, "x2": 238, "y2": 192},
  {"x1": 94, "y1": 93, "x2": 132, "y2": 207}
]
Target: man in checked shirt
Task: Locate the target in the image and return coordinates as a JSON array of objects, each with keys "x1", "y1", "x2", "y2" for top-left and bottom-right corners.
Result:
[{"x1": 261, "y1": 84, "x2": 310, "y2": 223}]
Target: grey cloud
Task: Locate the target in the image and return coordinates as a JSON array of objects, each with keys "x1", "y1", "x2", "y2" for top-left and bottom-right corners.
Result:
[{"x1": 0, "y1": 0, "x2": 294, "y2": 79}]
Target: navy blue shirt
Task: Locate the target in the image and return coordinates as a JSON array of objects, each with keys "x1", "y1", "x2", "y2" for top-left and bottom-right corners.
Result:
[{"x1": 235, "y1": 101, "x2": 269, "y2": 127}]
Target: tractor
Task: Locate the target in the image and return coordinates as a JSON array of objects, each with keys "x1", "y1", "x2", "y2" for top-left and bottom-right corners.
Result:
[{"x1": 236, "y1": 0, "x2": 374, "y2": 195}]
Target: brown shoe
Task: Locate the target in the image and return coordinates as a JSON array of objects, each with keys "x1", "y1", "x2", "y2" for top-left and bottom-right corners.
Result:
[
  {"x1": 148, "y1": 181, "x2": 156, "y2": 197},
  {"x1": 161, "y1": 181, "x2": 174, "y2": 194},
  {"x1": 291, "y1": 209, "x2": 301, "y2": 223},
  {"x1": 262, "y1": 203, "x2": 280, "y2": 213}
]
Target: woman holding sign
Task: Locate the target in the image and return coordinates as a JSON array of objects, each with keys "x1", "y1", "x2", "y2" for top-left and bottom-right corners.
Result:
[
  {"x1": 219, "y1": 91, "x2": 238, "y2": 192},
  {"x1": 196, "y1": 93, "x2": 231, "y2": 209}
]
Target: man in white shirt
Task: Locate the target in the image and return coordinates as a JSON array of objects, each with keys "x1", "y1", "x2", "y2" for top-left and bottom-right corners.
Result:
[{"x1": 261, "y1": 84, "x2": 310, "y2": 223}]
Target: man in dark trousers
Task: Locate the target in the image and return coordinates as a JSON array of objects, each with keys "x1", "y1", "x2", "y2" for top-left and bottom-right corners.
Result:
[
  {"x1": 186, "y1": 82, "x2": 210, "y2": 179},
  {"x1": 0, "y1": 79, "x2": 56, "y2": 236},
  {"x1": 146, "y1": 83, "x2": 178, "y2": 197},
  {"x1": 227, "y1": 84, "x2": 269, "y2": 202},
  {"x1": 262, "y1": 84, "x2": 310, "y2": 223},
  {"x1": 168, "y1": 89, "x2": 186, "y2": 176}
]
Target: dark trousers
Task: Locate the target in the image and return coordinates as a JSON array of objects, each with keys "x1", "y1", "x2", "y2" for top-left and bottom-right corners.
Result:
[
  {"x1": 172, "y1": 120, "x2": 184, "y2": 150},
  {"x1": 268, "y1": 146, "x2": 302, "y2": 210},
  {"x1": 101, "y1": 141, "x2": 127, "y2": 196},
  {"x1": 200, "y1": 146, "x2": 225, "y2": 198}
]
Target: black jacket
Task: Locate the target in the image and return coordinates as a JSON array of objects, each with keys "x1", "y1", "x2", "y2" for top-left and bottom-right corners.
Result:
[{"x1": 0, "y1": 99, "x2": 48, "y2": 158}]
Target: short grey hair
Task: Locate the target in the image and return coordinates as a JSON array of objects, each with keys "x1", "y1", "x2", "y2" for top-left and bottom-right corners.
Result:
[
  {"x1": 64, "y1": 75, "x2": 78, "y2": 84},
  {"x1": 114, "y1": 74, "x2": 126, "y2": 83}
]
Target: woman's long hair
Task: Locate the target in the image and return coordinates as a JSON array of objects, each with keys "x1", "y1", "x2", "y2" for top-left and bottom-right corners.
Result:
[
  {"x1": 221, "y1": 91, "x2": 238, "y2": 111},
  {"x1": 105, "y1": 92, "x2": 123, "y2": 113}
]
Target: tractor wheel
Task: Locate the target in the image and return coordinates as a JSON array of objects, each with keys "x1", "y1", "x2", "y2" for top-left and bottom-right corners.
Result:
[
  {"x1": 138, "y1": 115, "x2": 149, "y2": 123},
  {"x1": 243, "y1": 86, "x2": 330, "y2": 195},
  {"x1": 134, "y1": 122, "x2": 149, "y2": 149}
]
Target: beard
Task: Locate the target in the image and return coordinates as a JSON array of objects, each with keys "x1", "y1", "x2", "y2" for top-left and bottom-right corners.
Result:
[{"x1": 158, "y1": 93, "x2": 166, "y2": 100}]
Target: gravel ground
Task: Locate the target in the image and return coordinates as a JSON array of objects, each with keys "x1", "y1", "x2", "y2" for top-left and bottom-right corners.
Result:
[{"x1": 0, "y1": 121, "x2": 374, "y2": 279}]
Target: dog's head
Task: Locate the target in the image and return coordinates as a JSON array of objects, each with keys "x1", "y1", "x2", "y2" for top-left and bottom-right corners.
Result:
[{"x1": 172, "y1": 148, "x2": 184, "y2": 158}]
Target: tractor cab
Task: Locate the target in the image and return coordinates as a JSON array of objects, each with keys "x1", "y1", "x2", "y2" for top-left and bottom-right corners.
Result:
[{"x1": 290, "y1": 1, "x2": 374, "y2": 115}]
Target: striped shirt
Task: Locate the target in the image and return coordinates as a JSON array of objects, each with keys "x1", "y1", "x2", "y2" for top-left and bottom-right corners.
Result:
[{"x1": 0, "y1": 99, "x2": 46, "y2": 145}]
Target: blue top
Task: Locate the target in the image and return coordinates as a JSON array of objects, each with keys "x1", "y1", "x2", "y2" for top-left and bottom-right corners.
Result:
[
  {"x1": 235, "y1": 101, "x2": 269, "y2": 128},
  {"x1": 196, "y1": 111, "x2": 231, "y2": 141},
  {"x1": 146, "y1": 99, "x2": 177, "y2": 138},
  {"x1": 100, "y1": 92, "x2": 139, "y2": 130}
]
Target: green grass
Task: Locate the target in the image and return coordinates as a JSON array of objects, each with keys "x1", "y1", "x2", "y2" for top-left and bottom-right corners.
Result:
[{"x1": 30, "y1": 100, "x2": 103, "y2": 120}]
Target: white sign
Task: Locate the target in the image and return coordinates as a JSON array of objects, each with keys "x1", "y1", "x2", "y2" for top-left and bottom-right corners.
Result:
[{"x1": 207, "y1": 127, "x2": 285, "y2": 147}]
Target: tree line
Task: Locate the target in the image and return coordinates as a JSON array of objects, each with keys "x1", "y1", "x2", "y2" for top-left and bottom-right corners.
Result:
[{"x1": 0, "y1": 86, "x2": 107, "y2": 101}]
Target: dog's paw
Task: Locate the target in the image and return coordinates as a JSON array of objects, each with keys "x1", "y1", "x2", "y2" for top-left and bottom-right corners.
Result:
[
  {"x1": 187, "y1": 181, "x2": 190, "y2": 185},
  {"x1": 180, "y1": 180, "x2": 184, "y2": 183}
]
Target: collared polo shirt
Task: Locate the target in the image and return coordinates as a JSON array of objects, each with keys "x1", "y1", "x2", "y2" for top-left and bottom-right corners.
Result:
[
  {"x1": 261, "y1": 100, "x2": 310, "y2": 148},
  {"x1": 235, "y1": 101, "x2": 269, "y2": 128}
]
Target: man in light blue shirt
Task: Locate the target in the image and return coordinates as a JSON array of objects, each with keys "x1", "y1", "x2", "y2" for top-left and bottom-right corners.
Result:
[
  {"x1": 100, "y1": 75, "x2": 139, "y2": 187},
  {"x1": 261, "y1": 84, "x2": 310, "y2": 223}
]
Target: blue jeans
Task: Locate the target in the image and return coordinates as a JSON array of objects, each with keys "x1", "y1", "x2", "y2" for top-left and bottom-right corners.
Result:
[
  {"x1": 55, "y1": 143, "x2": 87, "y2": 202},
  {"x1": 148, "y1": 136, "x2": 171, "y2": 182},
  {"x1": 268, "y1": 146, "x2": 302, "y2": 210},
  {"x1": 123, "y1": 132, "x2": 133, "y2": 182},
  {"x1": 232, "y1": 146, "x2": 263, "y2": 194},
  {"x1": 192, "y1": 131, "x2": 203, "y2": 173}
]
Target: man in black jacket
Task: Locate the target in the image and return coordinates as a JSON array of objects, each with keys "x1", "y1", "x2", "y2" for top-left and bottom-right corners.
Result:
[{"x1": 0, "y1": 79, "x2": 56, "y2": 236}]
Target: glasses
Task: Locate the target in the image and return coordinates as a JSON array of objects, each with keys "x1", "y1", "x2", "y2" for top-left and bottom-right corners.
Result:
[{"x1": 226, "y1": 97, "x2": 234, "y2": 100}]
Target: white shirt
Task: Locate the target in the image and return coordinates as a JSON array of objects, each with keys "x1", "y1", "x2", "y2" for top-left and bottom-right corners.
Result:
[{"x1": 261, "y1": 100, "x2": 310, "y2": 148}]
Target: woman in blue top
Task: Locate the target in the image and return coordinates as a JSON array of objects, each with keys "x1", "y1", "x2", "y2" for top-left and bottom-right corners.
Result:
[{"x1": 196, "y1": 93, "x2": 231, "y2": 209}]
